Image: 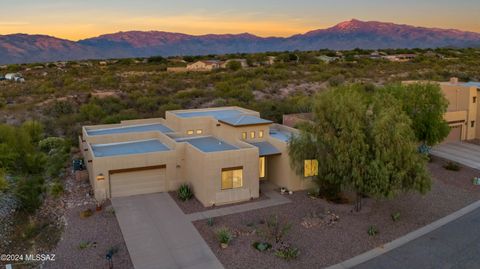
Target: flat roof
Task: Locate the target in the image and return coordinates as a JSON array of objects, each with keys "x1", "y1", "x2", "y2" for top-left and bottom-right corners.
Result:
[
  {"x1": 269, "y1": 128, "x2": 292, "y2": 142},
  {"x1": 173, "y1": 109, "x2": 244, "y2": 120},
  {"x1": 86, "y1": 123, "x2": 173, "y2": 136},
  {"x1": 219, "y1": 115, "x2": 272, "y2": 127},
  {"x1": 91, "y1": 139, "x2": 170, "y2": 157},
  {"x1": 177, "y1": 136, "x2": 238, "y2": 152},
  {"x1": 249, "y1": 141, "x2": 281, "y2": 156},
  {"x1": 464, "y1": 82, "x2": 480, "y2": 88}
]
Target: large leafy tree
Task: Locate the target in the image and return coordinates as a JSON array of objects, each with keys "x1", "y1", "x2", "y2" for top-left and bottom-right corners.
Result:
[
  {"x1": 289, "y1": 85, "x2": 431, "y2": 211},
  {"x1": 385, "y1": 83, "x2": 450, "y2": 146}
]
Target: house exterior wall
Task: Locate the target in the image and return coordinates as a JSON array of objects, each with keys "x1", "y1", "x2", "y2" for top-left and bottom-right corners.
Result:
[{"x1": 81, "y1": 106, "x2": 311, "y2": 207}]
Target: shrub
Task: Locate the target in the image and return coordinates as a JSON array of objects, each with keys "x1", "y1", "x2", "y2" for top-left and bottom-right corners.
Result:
[
  {"x1": 443, "y1": 161, "x2": 461, "y2": 171},
  {"x1": 207, "y1": 218, "x2": 214, "y2": 227},
  {"x1": 80, "y1": 209, "x2": 93, "y2": 219},
  {"x1": 78, "y1": 241, "x2": 90, "y2": 250},
  {"x1": 367, "y1": 226, "x2": 379, "y2": 236},
  {"x1": 15, "y1": 177, "x2": 45, "y2": 213},
  {"x1": 391, "y1": 212, "x2": 401, "y2": 222},
  {"x1": 0, "y1": 170, "x2": 8, "y2": 192},
  {"x1": 275, "y1": 243, "x2": 299, "y2": 260},
  {"x1": 252, "y1": 241, "x2": 272, "y2": 252},
  {"x1": 260, "y1": 215, "x2": 292, "y2": 243},
  {"x1": 50, "y1": 181, "x2": 64, "y2": 198},
  {"x1": 216, "y1": 228, "x2": 232, "y2": 245},
  {"x1": 177, "y1": 184, "x2": 193, "y2": 201}
]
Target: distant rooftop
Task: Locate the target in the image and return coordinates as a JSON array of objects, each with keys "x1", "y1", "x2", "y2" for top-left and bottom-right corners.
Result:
[
  {"x1": 176, "y1": 136, "x2": 238, "y2": 152},
  {"x1": 173, "y1": 109, "x2": 245, "y2": 120},
  {"x1": 219, "y1": 115, "x2": 272, "y2": 127},
  {"x1": 91, "y1": 139, "x2": 170, "y2": 157},
  {"x1": 86, "y1": 123, "x2": 172, "y2": 136},
  {"x1": 464, "y1": 82, "x2": 480, "y2": 88},
  {"x1": 269, "y1": 128, "x2": 292, "y2": 142},
  {"x1": 249, "y1": 141, "x2": 281, "y2": 156}
]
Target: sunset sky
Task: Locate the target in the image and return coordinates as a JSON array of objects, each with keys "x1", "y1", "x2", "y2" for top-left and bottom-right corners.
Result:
[{"x1": 1, "y1": 0, "x2": 479, "y2": 40}]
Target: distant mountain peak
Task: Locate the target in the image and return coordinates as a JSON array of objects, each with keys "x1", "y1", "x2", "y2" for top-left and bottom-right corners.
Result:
[{"x1": 1, "y1": 19, "x2": 480, "y2": 64}]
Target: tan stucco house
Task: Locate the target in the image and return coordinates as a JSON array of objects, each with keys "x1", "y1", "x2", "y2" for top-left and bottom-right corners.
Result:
[
  {"x1": 186, "y1": 60, "x2": 222, "y2": 71},
  {"x1": 80, "y1": 107, "x2": 314, "y2": 206},
  {"x1": 404, "y1": 78, "x2": 480, "y2": 143}
]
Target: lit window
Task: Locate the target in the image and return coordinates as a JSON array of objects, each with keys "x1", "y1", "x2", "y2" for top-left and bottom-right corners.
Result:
[
  {"x1": 196, "y1": 129, "x2": 203, "y2": 135},
  {"x1": 250, "y1": 131, "x2": 256, "y2": 139},
  {"x1": 187, "y1": 130, "x2": 194, "y2": 135},
  {"x1": 259, "y1": 157, "x2": 265, "y2": 178},
  {"x1": 258, "y1": 130, "x2": 264, "y2": 138},
  {"x1": 221, "y1": 167, "x2": 243, "y2": 190},
  {"x1": 242, "y1": 132, "x2": 247, "y2": 140},
  {"x1": 304, "y1": 160, "x2": 318, "y2": 177}
]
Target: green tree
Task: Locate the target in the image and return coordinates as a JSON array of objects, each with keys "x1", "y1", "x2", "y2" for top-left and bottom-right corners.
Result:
[
  {"x1": 79, "y1": 103, "x2": 106, "y2": 123},
  {"x1": 289, "y1": 86, "x2": 431, "y2": 211},
  {"x1": 385, "y1": 83, "x2": 450, "y2": 146},
  {"x1": 226, "y1": 60, "x2": 242, "y2": 71}
]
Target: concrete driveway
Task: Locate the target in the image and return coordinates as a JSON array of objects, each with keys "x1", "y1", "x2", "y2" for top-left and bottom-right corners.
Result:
[
  {"x1": 431, "y1": 142, "x2": 480, "y2": 169},
  {"x1": 112, "y1": 193, "x2": 224, "y2": 269},
  {"x1": 353, "y1": 206, "x2": 480, "y2": 269}
]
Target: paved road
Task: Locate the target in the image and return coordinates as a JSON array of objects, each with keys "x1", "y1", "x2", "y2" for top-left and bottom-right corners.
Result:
[
  {"x1": 431, "y1": 142, "x2": 480, "y2": 170},
  {"x1": 353, "y1": 207, "x2": 480, "y2": 269},
  {"x1": 112, "y1": 193, "x2": 224, "y2": 269}
]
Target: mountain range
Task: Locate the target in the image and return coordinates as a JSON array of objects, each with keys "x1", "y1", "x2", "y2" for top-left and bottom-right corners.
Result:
[{"x1": 1, "y1": 19, "x2": 480, "y2": 64}]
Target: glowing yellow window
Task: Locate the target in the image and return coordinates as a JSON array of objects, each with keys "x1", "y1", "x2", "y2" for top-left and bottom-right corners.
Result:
[
  {"x1": 196, "y1": 129, "x2": 203, "y2": 135},
  {"x1": 304, "y1": 160, "x2": 318, "y2": 177},
  {"x1": 250, "y1": 131, "x2": 256, "y2": 139},
  {"x1": 221, "y1": 167, "x2": 243, "y2": 190},
  {"x1": 258, "y1": 130, "x2": 264, "y2": 138},
  {"x1": 187, "y1": 130, "x2": 194, "y2": 135},
  {"x1": 259, "y1": 157, "x2": 265, "y2": 178},
  {"x1": 242, "y1": 132, "x2": 247, "y2": 140}
]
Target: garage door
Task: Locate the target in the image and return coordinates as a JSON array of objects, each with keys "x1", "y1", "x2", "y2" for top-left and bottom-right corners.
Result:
[
  {"x1": 444, "y1": 125, "x2": 462, "y2": 143},
  {"x1": 110, "y1": 166, "x2": 166, "y2": 198}
]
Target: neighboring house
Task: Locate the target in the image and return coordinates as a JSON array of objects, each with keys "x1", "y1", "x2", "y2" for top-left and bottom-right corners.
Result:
[
  {"x1": 5, "y1": 73, "x2": 25, "y2": 82},
  {"x1": 186, "y1": 60, "x2": 223, "y2": 71},
  {"x1": 404, "y1": 77, "x2": 480, "y2": 143},
  {"x1": 221, "y1": 59, "x2": 248, "y2": 69},
  {"x1": 317, "y1": 55, "x2": 340, "y2": 63},
  {"x1": 80, "y1": 107, "x2": 314, "y2": 206},
  {"x1": 265, "y1": 56, "x2": 276, "y2": 65},
  {"x1": 383, "y1": 54, "x2": 417, "y2": 62}
]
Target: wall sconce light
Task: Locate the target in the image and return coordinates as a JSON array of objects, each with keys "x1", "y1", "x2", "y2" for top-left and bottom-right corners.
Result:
[{"x1": 96, "y1": 174, "x2": 105, "y2": 181}]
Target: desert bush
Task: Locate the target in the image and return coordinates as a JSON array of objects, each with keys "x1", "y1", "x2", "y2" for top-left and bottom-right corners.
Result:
[
  {"x1": 391, "y1": 212, "x2": 401, "y2": 222},
  {"x1": 367, "y1": 226, "x2": 379, "y2": 236},
  {"x1": 15, "y1": 177, "x2": 45, "y2": 213},
  {"x1": 50, "y1": 181, "x2": 64, "y2": 198},
  {"x1": 260, "y1": 215, "x2": 292, "y2": 243},
  {"x1": 177, "y1": 184, "x2": 193, "y2": 201},
  {"x1": 443, "y1": 161, "x2": 461, "y2": 171},
  {"x1": 252, "y1": 241, "x2": 272, "y2": 252},
  {"x1": 274, "y1": 243, "x2": 299, "y2": 260},
  {"x1": 216, "y1": 228, "x2": 232, "y2": 245}
]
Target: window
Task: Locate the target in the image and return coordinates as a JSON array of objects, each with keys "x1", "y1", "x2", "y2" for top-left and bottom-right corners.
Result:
[
  {"x1": 258, "y1": 130, "x2": 264, "y2": 138},
  {"x1": 250, "y1": 131, "x2": 256, "y2": 139},
  {"x1": 304, "y1": 160, "x2": 318, "y2": 177},
  {"x1": 186, "y1": 130, "x2": 194, "y2": 135},
  {"x1": 221, "y1": 167, "x2": 243, "y2": 190},
  {"x1": 196, "y1": 129, "x2": 203, "y2": 135},
  {"x1": 242, "y1": 132, "x2": 247, "y2": 140},
  {"x1": 472, "y1": 121, "x2": 475, "y2": 128},
  {"x1": 474, "y1": 97, "x2": 477, "y2": 104},
  {"x1": 259, "y1": 157, "x2": 266, "y2": 178}
]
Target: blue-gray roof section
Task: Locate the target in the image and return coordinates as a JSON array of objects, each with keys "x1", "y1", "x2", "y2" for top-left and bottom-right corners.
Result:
[
  {"x1": 178, "y1": 136, "x2": 238, "y2": 152},
  {"x1": 173, "y1": 109, "x2": 244, "y2": 120},
  {"x1": 91, "y1": 139, "x2": 170, "y2": 157},
  {"x1": 464, "y1": 82, "x2": 480, "y2": 88},
  {"x1": 219, "y1": 115, "x2": 272, "y2": 126},
  {"x1": 249, "y1": 141, "x2": 281, "y2": 156},
  {"x1": 87, "y1": 123, "x2": 173, "y2": 136},
  {"x1": 269, "y1": 129, "x2": 292, "y2": 142}
]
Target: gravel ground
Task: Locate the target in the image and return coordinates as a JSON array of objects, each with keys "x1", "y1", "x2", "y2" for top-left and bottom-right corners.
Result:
[
  {"x1": 194, "y1": 158, "x2": 480, "y2": 269},
  {"x1": 43, "y1": 176, "x2": 133, "y2": 269},
  {"x1": 169, "y1": 191, "x2": 269, "y2": 214}
]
